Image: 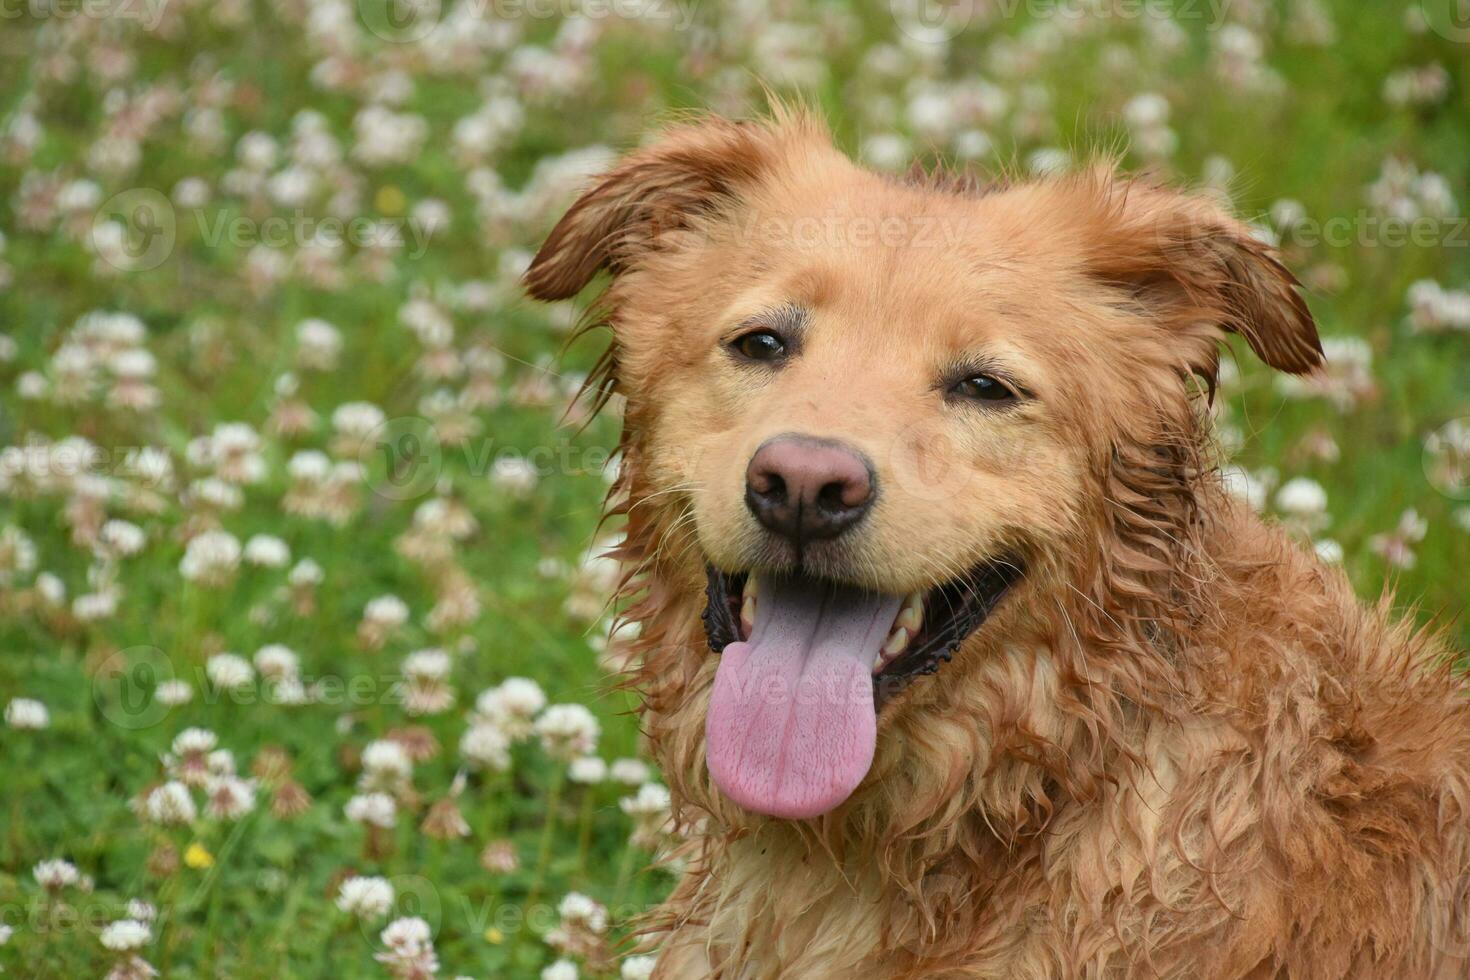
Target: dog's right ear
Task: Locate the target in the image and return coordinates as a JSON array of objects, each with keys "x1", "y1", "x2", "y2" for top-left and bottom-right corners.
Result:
[{"x1": 524, "y1": 115, "x2": 807, "y2": 301}]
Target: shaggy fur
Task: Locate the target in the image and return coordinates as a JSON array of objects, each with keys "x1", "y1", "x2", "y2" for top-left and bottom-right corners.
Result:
[{"x1": 525, "y1": 109, "x2": 1470, "y2": 979}]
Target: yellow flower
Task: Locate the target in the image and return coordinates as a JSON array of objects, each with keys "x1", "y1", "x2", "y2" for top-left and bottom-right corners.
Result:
[
  {"x1": 483, "y1": 926, "x2": 504, "y2": 945},
  {"x1": 375, "y1": 185, "x2": 406, "y2": 216},
  {"x1": 184, "y1": 842, "x2": 215, "y2": 869}
]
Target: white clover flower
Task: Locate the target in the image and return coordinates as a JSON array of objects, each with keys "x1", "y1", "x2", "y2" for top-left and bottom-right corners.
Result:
[
  {"x1": 180, "y1": 530, "x2": 241, "y2": 585},
  {"x1": 331, "y1": 401, "x2": 386, "y2": 439},
  {"x1": 206, "y1": 653, "x2": 254, "y2": 690},
  {"x1": 204, "y1": 774, "x2": 257, "y2": 820},
  {"x1": 288, "y1": 450, "x2": 332, "y2": 483},
  {"x1": 609, "y1": 758, "x2": 651, "y2": 786},
  {"x1": 1123, "y1": 92, "x2": 1169, "y2": 128},
  {"x1": 207, "y1": 749, "x2": 236, "y2": 777},
  {"x1": 1315, "y1": 539, "x2": 1345, "y2": 564},
  {"x1": 380, "y1": 915, "x2": 432, "y2": 949},
  {"x1": 473, "y1": 677, "x2": 545, "y2": 739},
  {"x1": 345, "y1": 792, "x2": 398, "y2": 828},
  {"x1": 236, "y1": 131, "x2": 278, "y2": 170},
  {"x1": 100, "y1": 918, "x2": 151, "y2": 951},
  {"x1": 620, "y1": 782, "x2": 671, "y2": 817},
  {"x1": 254, "y1": 644, "x2": 301, "y2": 680},
  {"x1": 243, "y1": 534, "x2": 291, "y2": 568},
  {"x1": 490, "y1": 456, "x2": 539, "y2": 498},
  {"x1": 621, "y1": 955, "x2": 658, "y2": 980},
  {"x1": 375, "y1": 914, "x2": 439, "y2": 977},
  {"x1": 337, "y1": 875, "x2": 395, "y2": 919},
  {"x1": 0, "y1": 525, "x2": 37, "y2": 584},
  {"x1": 556, "y1": 892, "x2": 608, "y2": 933},
  {"x1": 361, "y1": 739, "x2": 413, "y2": 782},
  {"x1": 542, "y1": 960, "x2": 578, "y2": 980},
  {"x1": 568, "y1": 756, "x2": 607, "y2": 785},
  {"x1": 288, "y1": 558, "x2": 324, "y2": 586},
  {"x1": 141, "y1": 781, "x2": 197, "y2": 825},
  {"x1": 6, "y1": 697, "x2": 49, "y2": 730},
  {"x1": 459, "y1": 723, "x2": 511, "y2": 772},
  {"x1": 187, "y1": 477, "x2": 244, "y2": 512},
  {"x1": 535, "y1": 703, "x2": 600, "y2": 760},
  {"x1": 99, "y1": 519, "x2": 147, "y2": 558},
  {"x1": 1221, "y1": 465, "x2": 1272, "y2": 513},
  {"x1": 206, "y1": 422, "x2": 266, "y2": 484},
  {"x1": 172, "y1": 728, "x2": 218, "y2": 756},
  {"x1": 296, "y1": 318, "x2": 342, "y2": 370},
  {"x1": 155, "y1": 679, "x2": 194, "y2": 706},
  {"x1": 125, "y1": 900, "x2": 156, "y2": 922},
  {"x1": 34, "y1": 858, "x2": 80, "y2": 890},
  {"x1": 403, "y1": 648, "x2": 451, "y2": 680},
  {"x1": 364, "y1": 594, "x2": 410, "y2": 626},
  {"x1": 35, "y1": 572, "x2": 66, "y2": 605},
  {"x1": 73, "y1": 590, "x2": 119, "y2": 622},
  {"x1": 1275, "y1": 477, "x2": 1328, "y2": 517}
]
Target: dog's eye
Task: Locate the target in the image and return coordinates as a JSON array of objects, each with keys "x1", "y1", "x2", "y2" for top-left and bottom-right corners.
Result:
[
  {"x1": 731, "y1": 330, "x2": 787, "y2": 362},
  {"x1": 951, "y1": 374, "x2": 1017, "y2": 402}
]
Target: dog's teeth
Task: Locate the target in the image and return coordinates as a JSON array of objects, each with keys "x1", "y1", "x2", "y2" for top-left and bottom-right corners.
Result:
[
  {"x1": 897, "y1": 593, "x2": 923, "y2": 633},
  {"x1": 882, "y1": 628, "x2": 909, "y2": 657},
  {"x1": 744, "y1": 574, "x2": 759, "y2": 599},
  {"x1": 740, "y1": 594, "x2": 756, "y2": 637}
]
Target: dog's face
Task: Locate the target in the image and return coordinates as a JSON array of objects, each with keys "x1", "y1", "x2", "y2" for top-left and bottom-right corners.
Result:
[{"x1": 527, "y1": 113, "x2": 1320, "y2": 821}]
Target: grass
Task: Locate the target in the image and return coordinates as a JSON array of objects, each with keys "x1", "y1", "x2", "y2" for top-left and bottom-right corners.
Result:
[{"x1": 0, "y1": 0, "x2": 1467, "y2": 976}]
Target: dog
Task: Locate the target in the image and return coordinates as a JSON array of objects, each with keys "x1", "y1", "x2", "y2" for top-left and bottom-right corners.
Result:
[{"x1": 524, "y1": 108, "x2": 1470, "y2": 979}]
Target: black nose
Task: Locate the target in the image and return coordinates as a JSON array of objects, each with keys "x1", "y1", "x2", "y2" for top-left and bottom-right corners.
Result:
[{"x1": 744, "y1": 435, "x2": 876, "y2": 543}]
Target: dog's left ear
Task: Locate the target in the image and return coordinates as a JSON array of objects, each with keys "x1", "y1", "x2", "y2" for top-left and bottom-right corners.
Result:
[
  {"x1": 1079, "y1": 174, "x2": 1323, "y2": 381},
  {"x1": 524, "y1": 113, "x2": 821, "y2": 301}
]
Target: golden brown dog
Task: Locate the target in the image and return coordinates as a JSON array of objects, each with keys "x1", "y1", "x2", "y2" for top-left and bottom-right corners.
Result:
[{"x1": 525, "y1": 108, "x2": 1470, "y2": 979}]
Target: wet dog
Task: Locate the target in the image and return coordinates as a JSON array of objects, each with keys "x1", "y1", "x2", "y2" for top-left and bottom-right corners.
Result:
[{"x1": 526, "y1": 108, "x2": 1470, "y2": 979}]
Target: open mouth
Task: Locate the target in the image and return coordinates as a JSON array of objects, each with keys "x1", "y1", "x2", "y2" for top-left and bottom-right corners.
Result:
[
  {"x1": 701, "y1": 559, "x2": 1023, "y2": 820},
  {"x1": 702, "y1": 560, "x2": 1023, "y2": 708}
]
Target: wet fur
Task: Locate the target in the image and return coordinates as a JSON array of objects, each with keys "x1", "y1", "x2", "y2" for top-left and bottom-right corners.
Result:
[{"x1": 526, "y1": 109, "x2": 1470, "y2": 978}]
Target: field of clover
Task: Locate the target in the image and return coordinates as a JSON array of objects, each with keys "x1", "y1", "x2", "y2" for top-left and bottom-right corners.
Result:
[{"x1": 1, "y1": 0, "x2": 1468, "y2": 976}]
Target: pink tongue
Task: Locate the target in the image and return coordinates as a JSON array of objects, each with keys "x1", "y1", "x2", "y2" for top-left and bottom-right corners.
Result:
[{"x1": 706, "y1": 578, "x2": 902, "y2": 820}]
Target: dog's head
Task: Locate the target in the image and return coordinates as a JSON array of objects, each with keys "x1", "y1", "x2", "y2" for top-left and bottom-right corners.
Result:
[{"x1": 526, "y1": 111, "x2": 1320, "y2": 822}]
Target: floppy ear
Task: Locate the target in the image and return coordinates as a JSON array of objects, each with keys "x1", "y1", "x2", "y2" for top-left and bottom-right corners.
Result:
[
  {"x1": 523, "y1": 114, "x2": 814, "y2": 301},
  {"x1": 1078, "y1": 172, "x2": 1323, "y2": 382}
]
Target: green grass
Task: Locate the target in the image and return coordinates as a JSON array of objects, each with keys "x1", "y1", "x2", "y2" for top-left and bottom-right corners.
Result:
[{"x1": 0, "y1": 1, "x2": 1467, "y2": 976}]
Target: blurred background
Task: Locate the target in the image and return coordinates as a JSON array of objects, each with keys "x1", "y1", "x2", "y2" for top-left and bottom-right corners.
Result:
[{"x1": 0, "y1": 0, "x2": 1468, "y2": 976}]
